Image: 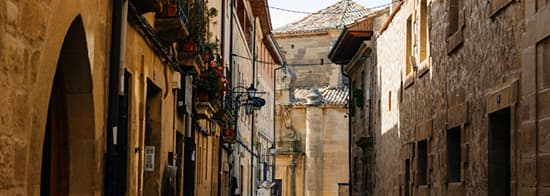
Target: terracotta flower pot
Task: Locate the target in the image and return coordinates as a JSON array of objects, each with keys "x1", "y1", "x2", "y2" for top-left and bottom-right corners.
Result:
[
  {"x1": 162, "y1": 4, "x2": 178, "y2": 17},
  {"x1": 183, "y1": 42, "x2": 197, "y2": 52}
]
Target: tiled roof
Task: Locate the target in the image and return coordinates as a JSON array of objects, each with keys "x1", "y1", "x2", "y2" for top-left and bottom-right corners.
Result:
[
  {"x1": 274, "y1": 0, "x2": 371, "y2": 34},
  {"x1": 294, "y1": 86, "x2": 349, "y2": 105}
]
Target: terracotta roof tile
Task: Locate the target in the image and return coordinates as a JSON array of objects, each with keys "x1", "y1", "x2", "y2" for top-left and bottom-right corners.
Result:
[
  {"x1": 274, "y1": 0, "x2": 371, "y2": 34},
  {"x1": 293, "y1": 86, "x2": 349, "y2": 105}
]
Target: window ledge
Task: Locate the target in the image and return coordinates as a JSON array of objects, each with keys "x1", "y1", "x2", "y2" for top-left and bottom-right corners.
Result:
[
  {"x1": 446, "y1": 29, "x2": 464, "y2": 54},
  {"x1": 418, "y1": 59, "x2": 430, "y2": 78},
  {"x1": 490, "y1": 0, "x2": 514, "y2": 18},
  {"x1": 404, "y1": 73, "x2": 415, "y2": 89},
  {"x1": 417, "y1": 184, "x2": 430, "y2": 189},
  {"x1": 447, "y1": 182, "x2": 465, "y2": 194},
  {"x1": 447, "y1": 181, "x2": 463, "y2": 186}
]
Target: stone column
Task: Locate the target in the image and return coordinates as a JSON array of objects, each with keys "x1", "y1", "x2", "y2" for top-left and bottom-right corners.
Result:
[
  {"x1": 305, "y1": 106, "x2": 323, "y2": 196},
  {"x1": 290, "y1": 156, "x2": 297, "y2": 196}
]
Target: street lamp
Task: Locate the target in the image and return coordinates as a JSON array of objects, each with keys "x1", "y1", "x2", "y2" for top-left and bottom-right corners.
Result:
[{"x1": 231, "y1": 84, "x2": 266, "y2": 196}]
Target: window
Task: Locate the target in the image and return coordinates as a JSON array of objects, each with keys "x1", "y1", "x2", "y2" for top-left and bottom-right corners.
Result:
[
  {"x1": 447, "y1": 127, "x2": 461, "y2": 182},
  {"x1": 388, "y1": 91, "x2": 392, "y2": 111},
  {"x1": 417, "y1": 139, "x2": 428, "y2": 185},
  {"x1": 446, "y1": 0, "x2": 464, "y2": 53},
  {"x1": 447, "y1": 0, "x2": 460, "y2": 37},
  {"x1": 488, "y1": 108, "x2": 511, "y2": 195},
  {"x1": 406, "y1": 15, "x2": 413, "y2": 75},
  {"x1": 404, "y1": 159, "x2": 411, "y2": 196},
  {"x1": 419, "y1": 0, "x2": 428, "y2": 63}
]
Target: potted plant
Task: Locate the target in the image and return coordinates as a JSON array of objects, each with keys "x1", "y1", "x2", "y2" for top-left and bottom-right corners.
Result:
[
  {"x1": 223, "y1": 119, "x2": 236, "y2": 143},
  {"x1": 195, "y1": 55, "x2": 227, "y2": 101},
  {"x1": 160, "y1": 0, "x2": 179, "y2": 17}
]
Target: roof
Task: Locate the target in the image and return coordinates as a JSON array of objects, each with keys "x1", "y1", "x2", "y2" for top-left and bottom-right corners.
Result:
[
  {"x1": 293, "y1": 86, "x2": 349, "y2": 105},
  {"x1": 377, "y1": 1, "x2": 404, "y2": 35},
  {"x1": 328, "y1": 14, "x2": 376, "y2": 64},
  {"x1": 273, "y1": 0, "x2": 371, "y2": 34},
  {"x1": 250, "y1": 0, "x2": 272, "y2": 36}
]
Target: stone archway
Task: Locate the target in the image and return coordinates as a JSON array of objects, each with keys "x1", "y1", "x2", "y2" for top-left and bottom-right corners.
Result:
[{"x1": 40, "y1": 16, "x2": 96, "y2": 196}]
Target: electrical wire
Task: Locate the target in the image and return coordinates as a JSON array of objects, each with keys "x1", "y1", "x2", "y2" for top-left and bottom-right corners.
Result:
[
  {"x1": 267, "y1": 1, "x2": 398, "y2": 15},
  {"x1": 232, "y1": 53, "x2": 335, "y2": 66}
]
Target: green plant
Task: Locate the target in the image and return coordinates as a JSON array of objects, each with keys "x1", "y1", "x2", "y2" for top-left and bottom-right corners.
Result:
[{"x1": 196, "y1": 55, "x2": 226, "y2": 98}]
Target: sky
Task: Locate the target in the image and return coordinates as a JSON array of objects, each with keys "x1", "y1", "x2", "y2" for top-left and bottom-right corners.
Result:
[{"x1": 269, "y1": 0, "x2": 390, "y2": 29}]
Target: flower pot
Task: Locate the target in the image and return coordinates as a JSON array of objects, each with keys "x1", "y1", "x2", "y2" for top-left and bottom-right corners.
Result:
[
  {"x1": 161, "y1": 4, "x2": 178, "y2": 17},
  {"x1": 223, "y1": 128, "x2": 236, "y2": 143},
  {"x1": 197, "y1": 90, "x2": 210, "y2": 102},
  {"x1": 183, "y1": 42, "x2": 197, "y2": 52}
]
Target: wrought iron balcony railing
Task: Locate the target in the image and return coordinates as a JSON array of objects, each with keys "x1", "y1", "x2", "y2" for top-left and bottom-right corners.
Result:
[{"x1": 155, "y1": 0, "x2": 190, "y2": 43}]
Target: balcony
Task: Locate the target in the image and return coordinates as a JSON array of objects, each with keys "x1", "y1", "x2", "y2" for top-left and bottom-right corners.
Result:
[
  {"x1": 131, "y1": 0, "x2": 161, "y2": 14},
  {"x1": 176, "y1": 0, "x2": 208, "y2": 73},
  {"x1": 155, "y1": 1, "x2": 189, "y2": 43},
  {"x1": 177, "y1": 42, "x2": 205, "y2": 74}
]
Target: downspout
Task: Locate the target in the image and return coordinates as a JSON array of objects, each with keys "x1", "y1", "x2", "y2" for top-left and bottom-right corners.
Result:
[
  {"x1": 250, "y1": 17, "x2": 257, "y2": 196},
  {"x1": 228, "y1": 0, "x2": 236, "y2": 195},
  {"x1": 229, "y1": 0, "x2": 235, "y2": 92},
  {"x1": 106, "y1": 0, "x2": 128, "y2": 195},
  {"x1": 272, "y1": 64, "x2": 283, "y2": 184},
  {"x1": 341, "y1": 65, "x2": 352, "y2": 196},
  {"x1": 217, "y1": 0, "x2": 227, "y2": 195}
]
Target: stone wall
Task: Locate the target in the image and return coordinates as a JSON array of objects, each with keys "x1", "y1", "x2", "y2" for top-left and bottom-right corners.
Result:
[
  {"x1": 275, "y1": 31, "x2": 344, "y2": 88},
  {"x1": 275, "y1": 104, "x2": 348, "y2": 196},
  {"x1": 0, "y1": 0, "x2": 110, "y2": 195},
  {"x1": 373, "y1": 1, "x2": 411, "y2": 195},
  {"x1": 370, "y1": 0, "x2": 550, "y2": 195}
]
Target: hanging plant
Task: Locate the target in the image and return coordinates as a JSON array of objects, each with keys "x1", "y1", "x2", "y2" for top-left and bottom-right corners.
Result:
[{"x1": 195, "y1": 53, "x2": 227, "y2": 99}]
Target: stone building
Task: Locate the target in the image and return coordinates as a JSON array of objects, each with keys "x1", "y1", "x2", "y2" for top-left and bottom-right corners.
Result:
[
  {"x1": 275, "y1": 81, "x2": 350, "y2": 196},
  {"x1": 273, "y1": 0, "x2": 371, "y2": 89},
  {"x1": 273, "y1": 1, "x2": 374, "y2": 195},
  {"x1": 0, "y1": 0, "x2": 282, "y2": 195},
  {"x1": 224, "y1": 0, "x2": 283, "y2": 195},
  {"x1": 0, "y1": 0, "x2": 198, "y2": 195},
  {"x1": 328, "y1": 8, "x2": 389, "y2": 196},
  {"x1": 0, "y1": 0, "x2": 111, "y2": 195},
  {"x1": 331, "y1": 0, "x2": 550, "y2": 195}
]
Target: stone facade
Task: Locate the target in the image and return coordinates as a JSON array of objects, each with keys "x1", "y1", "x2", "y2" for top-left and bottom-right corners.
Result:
[
  {"x1": 223, "y1": 1, "x2": 283, "y2": 195},
  {"x1": 0, "y1": 1, "x2": 110, "y2": 195},
  {"x1": 275, "y1": 31, "x2": 344, "y2": 88},
  {"x1": 332, "y1": 0, "x2": 550, "y2": 195},
  {"x1": 273, "y1": 2, "x2": 374, "y2": 195},
  {"x1": 329, "y1": 9, "x2": 389, "y2": 195},
  {"x1": 275, "y1": 87, "x2": 349, "y2": 196},
  {"x1": 0, "y1": 0, "x2": 282, "y2": 196}
]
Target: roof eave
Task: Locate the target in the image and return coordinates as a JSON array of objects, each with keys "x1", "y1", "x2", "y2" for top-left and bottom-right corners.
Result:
[
  {"x1": 328, "y1": 29, "x2": 373, "y2": 65},
  {"x1": 251, "y1": 0, "x2": 272, "y2": 36}
]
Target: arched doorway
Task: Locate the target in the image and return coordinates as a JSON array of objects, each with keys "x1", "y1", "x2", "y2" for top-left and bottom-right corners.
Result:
[{"x1": 40, "y1": 16, "x2": 96, "y2": 196}]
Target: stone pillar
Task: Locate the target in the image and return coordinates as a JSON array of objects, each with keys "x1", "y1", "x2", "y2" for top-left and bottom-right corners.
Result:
[
  {"x1": 290, "y1": 156, "x2": 297, "y2": 196},
  {"x1": 305, "y1": 106, "x2": 323, "y2": 196}
]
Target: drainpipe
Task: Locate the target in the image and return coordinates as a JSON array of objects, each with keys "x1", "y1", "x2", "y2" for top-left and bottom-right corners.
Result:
[
  {"x1": 272, "y1": 63, "x2": 284, "y2": 195},
  {"x1": 228, "y1": 0, "x2": 235, "y2": 195},
  {"x1": 106, "y1": 0, "x2": 128, "y2": 195},
  {"x1": 250, "y1": 17, "x2": 257, "y2": 196},
  {"x1": 341, "y1": 65, "x2": 352, "y2": 196},
  {"x1": 217, "y1": 0, "x2": 227, "y2": 194},
  {"x1": 229, "y1": 0, "x2": 235, "y2": 93}
]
